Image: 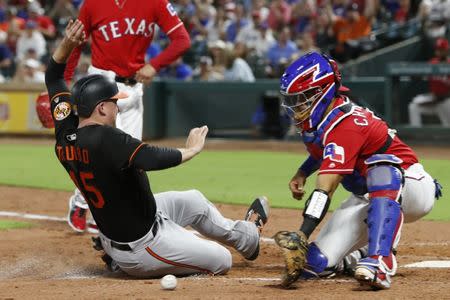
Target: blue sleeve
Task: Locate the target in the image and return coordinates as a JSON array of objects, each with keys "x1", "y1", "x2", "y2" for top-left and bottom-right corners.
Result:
[{"x1": 299, "y1": 155, "x2": 321, "y2": 177}]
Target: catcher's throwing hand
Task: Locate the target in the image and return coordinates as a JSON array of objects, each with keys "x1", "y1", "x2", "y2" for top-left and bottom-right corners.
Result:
[
  {"x1": 273, "y1": 230, "x2": 309, "y2": 288},
  {"x1": 289, "y1": 170, "x2": 307, "y2": 200}
]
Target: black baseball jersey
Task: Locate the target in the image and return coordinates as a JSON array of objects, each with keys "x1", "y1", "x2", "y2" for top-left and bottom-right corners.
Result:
[{"x1": 45, "y1": 58, "x2": 181, "y2": 242}]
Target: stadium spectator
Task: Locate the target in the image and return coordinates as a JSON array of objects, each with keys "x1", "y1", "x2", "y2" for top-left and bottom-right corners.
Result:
[
  {"x1": 16, "y1": 20, "x2": 46, "y2": 61},
  {"x1": 267, "y1": 0, "x2": 292, "y2": 31},
  {"x1": 252, "y1": 0, "x2": 270, "y2": 22},
  {"x1": 291, "y1": 0, "x2": 317, "y2": 35},
  {"x1": 418, "y1": 0, "x2": 450, "y2": 39},
  {"x1": 408, "y1": 37, "x2": 450, "y2": 127},
  {"x1": 12, "y1": 57, "x2": 44, "y2": 83},
  {"x1": 27, "y1": 1, "x2": 56, "y2": 39},
  {"x1": 328, "y1": 0, "x2": 377, "y2": 62},
  {"x1": 208, "y1": 39, "x2": 227, "y2": 75},
  {"x1": 193, "y1": 55, "x2": 224, "y2": 81},
  {"x1": 48, "y1": 0, "x2": 78, "y2": 35},
  {"x1": 267, "y1": 26, "x2": 298, "y2": 76},
  {"x1": 235, "y1": 10, "x2": 275, "y2": 57},
  {"x1": 160, "y1": 57, "x2": 194, "y2": 81},
  {"x1": 0, "y1": 30, "x2": 12, "y2": 78},
  {"x1": 224, "y1": 3, "x2": 250, "y2": 42},
  {"x1": 224, "y1": 42, "x2": 255, "y2": 82}
]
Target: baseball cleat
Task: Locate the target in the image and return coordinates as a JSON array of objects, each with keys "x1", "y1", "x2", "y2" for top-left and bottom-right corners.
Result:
[
  {"x1": 68, "y1": 195, "x2": 87, "y2": 232},
  {"x1": 244, "y1": 196, "x2": 270, "y2": 260},
  {"x1": 354, "y1": 256, "x2": 392, "y2": 290}
]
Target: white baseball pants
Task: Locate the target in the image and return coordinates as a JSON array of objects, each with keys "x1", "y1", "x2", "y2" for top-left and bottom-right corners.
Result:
[{"x1": 314, "y1": 163, "x2": 436, "y2": 267}]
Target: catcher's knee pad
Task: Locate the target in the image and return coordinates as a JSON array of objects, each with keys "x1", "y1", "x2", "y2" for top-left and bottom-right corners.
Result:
[
  {"x1": 301, "y1": 243, "x2": 329, "y2": 279},
  {"x1": 365, "y1": 154, "x2": 404, "y2": 257}
]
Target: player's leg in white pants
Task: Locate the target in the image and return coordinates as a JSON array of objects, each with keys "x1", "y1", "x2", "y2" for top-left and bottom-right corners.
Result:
[
  {"x1": 115, "y1": 82, "x2": 144, "y2": 140},
  {"x1": 408, "y1": 94, "x2": 433, "y2": 126},
  {"x1": 436, "y1": 97, "x2": 450, "y2": 127},
  {"x1": 99, "y1": 190, "x2": 259, "y2": 278},
  {"x1": 312, "y1": 163, "x2": 436, "y2": 269}
]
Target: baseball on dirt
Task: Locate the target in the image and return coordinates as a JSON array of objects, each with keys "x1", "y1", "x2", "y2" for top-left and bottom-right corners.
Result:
[{"x1": 160, "y1": 274, "x2": 177, "y2": 290}]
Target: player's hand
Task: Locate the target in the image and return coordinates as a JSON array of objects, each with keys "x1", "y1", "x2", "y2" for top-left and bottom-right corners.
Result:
[
  {"x1": 63, "y1": 19, "x2": 86, "y2": 48},
  {"x1": 289, "y1": 171, "x2": 307, "y2": 200},
  {"x1": 186, "y1": 125, "x2": 209, "y2": 154},
  {"x1": 135, "y1": 64, "x2": 157, "y2": 85}
]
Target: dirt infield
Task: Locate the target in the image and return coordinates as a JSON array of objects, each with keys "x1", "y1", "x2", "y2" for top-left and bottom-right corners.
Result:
[
  {"x1": 0, "y1": 185, "x2": 449, "y2": 299},
  {"x1": 0, "y1": 138, "x2": 449, "y2": 299}
]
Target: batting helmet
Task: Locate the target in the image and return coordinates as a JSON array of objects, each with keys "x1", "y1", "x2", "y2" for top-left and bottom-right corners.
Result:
[
  {"x1": 35, "y1": 92, "x2": 54, "y2": 128},
  {"x1": 280, "y1": 52, "x2": 341, "y2": 130},
  {"x1": 71, "y1": 74, "x2": 128, "y2": 117}
]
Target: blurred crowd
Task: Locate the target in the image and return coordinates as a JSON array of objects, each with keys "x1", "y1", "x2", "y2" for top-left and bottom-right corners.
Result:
[{"x1": 0, "y1": 0, "x2": 449, "y2": 83}]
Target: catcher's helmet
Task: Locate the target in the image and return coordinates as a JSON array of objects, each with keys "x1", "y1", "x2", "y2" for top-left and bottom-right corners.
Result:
[
  {"x1": 280, "y1": 52, "x2": 341, "y2": 130},
  {"x1": 72, "y1": 74, "x2": 128, "y2": 117}
]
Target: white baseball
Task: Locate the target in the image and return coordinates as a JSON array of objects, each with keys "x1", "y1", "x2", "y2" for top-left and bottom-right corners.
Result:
[{"x1": 160, "y1": 274, "x2": 177, "y2": 290}]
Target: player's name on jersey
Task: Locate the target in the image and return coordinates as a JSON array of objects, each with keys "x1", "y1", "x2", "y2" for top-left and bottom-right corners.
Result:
[{"x1": 56, "y1": 145, "x2": 90, "y2": 164}]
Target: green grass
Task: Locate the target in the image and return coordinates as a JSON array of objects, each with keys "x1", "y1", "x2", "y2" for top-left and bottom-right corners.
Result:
[
  {"x1": 0, "y1": 144, "x2": 449, "y2": 220},
  {"x1": 0, "y1": 220, "x2": 32, "y2": 230}
]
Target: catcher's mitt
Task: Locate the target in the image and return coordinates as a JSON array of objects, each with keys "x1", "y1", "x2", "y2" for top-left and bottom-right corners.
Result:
[
  {"x1": 273, "y1": 230, "x2": 309, "y2": 288},
  {"x1": 35, "y1": 92, "x2": 54, "y2": 128}
]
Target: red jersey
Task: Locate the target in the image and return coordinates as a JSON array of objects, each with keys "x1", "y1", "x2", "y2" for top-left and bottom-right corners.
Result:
[
  {"x1": 68, "y1": 0, "x2": 184, "y2": 78},
  {"x1": 429, "y1": 57, "x2": 450, "y2": 97},
  {"x1": 305, "y1": 98, "x2": 418, "y2": 176}
]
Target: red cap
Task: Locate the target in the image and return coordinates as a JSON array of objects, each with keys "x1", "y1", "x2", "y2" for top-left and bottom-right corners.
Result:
[{"x1": 435, "y1": 38, "x2": 449, "y2": 50}]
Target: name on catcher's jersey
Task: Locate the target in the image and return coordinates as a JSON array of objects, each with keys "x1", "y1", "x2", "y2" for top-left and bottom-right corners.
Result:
[{"x1": 306, "y1": 101, "x2": 418, "y2": 176}]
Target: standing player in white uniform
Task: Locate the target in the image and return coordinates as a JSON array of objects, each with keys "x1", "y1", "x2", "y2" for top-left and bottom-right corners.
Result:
[
  {"x1": 272, "y1": 52, "x2": 442, "y2": 289},
  {"x1": 64, "y1": 0, "x2": 191, "y2": 232},
  {"x1": 45, "y1": 20, "x2": 269, "y2": 277}
]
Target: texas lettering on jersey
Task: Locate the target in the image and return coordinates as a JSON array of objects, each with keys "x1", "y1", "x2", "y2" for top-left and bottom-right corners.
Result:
[{"x1": 97, "y1": 18, "x2": 157, "y2": 42}]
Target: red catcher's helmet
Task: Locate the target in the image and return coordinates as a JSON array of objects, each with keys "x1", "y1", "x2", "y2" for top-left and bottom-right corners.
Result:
[{"x1": 35, "y1": 92, "x2": 54, "y2": 128}]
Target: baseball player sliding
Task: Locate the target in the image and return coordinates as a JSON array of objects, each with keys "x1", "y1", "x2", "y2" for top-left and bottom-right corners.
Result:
[
  {"x1": 64, "y1": 0, "x2": 191, "y2": 233},
  {"x1": 44, "y1": 20, "x2": 269, "y2": 278},
  {"x1": 273, "y1": 52, "x2": 443, "y2": 290}
]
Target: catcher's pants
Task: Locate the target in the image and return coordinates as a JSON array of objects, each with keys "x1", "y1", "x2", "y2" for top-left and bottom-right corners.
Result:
[
  {"x1": 408, "y1": 94, "x2": 450, "y2": 127},
  {"x1": 314, "y1": 163, "x2": 436, "y2": 267},
  {"x1": 98, "y1": 190, "x2": 259, "y2": 277}
]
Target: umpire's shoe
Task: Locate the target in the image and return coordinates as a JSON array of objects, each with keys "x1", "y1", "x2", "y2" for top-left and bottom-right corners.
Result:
[
  {"x1": 68, "y1": 195, "x2": 88, "y2": 232},
  {"x1": 244, "y1": 196, "x2": 270, "y2": 261}
]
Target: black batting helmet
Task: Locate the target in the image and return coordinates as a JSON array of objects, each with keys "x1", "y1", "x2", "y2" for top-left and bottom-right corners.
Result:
[{"x1": 71, "y1": 74, "x2": 128, "y2": 117}]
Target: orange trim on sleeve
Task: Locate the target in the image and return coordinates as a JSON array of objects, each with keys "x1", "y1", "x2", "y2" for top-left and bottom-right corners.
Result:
[
  {"x1": 50, "y1": 92, "x2": 71, "y2": 102},
  {"x1": 145, "y1": 247, "x2": 213, "y2": 275},
  {"x1": 128, "y1": 143, "x2": 146, "y2": 166}
]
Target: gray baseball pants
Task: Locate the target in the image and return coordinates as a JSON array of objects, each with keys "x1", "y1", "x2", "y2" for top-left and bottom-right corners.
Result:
[{"x1": 98, "y1": 190, "x2": 259, "y2": 277}]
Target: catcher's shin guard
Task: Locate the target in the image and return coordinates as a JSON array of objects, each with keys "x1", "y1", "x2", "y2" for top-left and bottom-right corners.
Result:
[{"x1": 274, "y1": 231, "x2": 308, "y2": 287}]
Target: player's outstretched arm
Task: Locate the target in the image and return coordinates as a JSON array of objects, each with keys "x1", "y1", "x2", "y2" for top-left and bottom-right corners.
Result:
[
  {"x1": 53, "y1": 19, "x2": 86, "y2": 64},
  {"x1": 178, "y1": 125, "x2": 209, "y2": 163}
]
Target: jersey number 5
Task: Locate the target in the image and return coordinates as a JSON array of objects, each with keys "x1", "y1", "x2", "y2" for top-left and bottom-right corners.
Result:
[{"x1": 70, "y1": 171, "x2": 105, "y2": 208}]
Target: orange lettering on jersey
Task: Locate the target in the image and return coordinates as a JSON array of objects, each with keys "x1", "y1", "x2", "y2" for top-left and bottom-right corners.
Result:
[
  {"x1": 56, "y1": 146, "x2": 64, "y2": 161},
  {"x1": 82, "y1": 149, "x2": 89, "y2": 164},
  {"x1": 66, "y1": 145, "x2": 75, "y2": 161}
]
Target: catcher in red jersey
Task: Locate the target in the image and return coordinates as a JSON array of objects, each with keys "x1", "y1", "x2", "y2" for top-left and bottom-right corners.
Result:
[
  {"x1": 64, "y1": 0, "x2": 191, "y2": 233},
  {"x1": 273, "y1": 52, "x2": 442, "y2": 290}
]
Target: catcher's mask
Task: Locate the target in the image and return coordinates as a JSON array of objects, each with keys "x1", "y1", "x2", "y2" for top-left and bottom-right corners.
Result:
[{"x1": 279, "y1": 52, "x2": 340, "y2": 130}]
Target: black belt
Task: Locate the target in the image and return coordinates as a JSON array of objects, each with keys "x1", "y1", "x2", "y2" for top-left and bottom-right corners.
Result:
[
  {"x1": 115, "y1": 75, "x2": 137, "y2": 86},
  {"x1": 110, "y1": 222, "x2": 158, "y2": 251}
]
